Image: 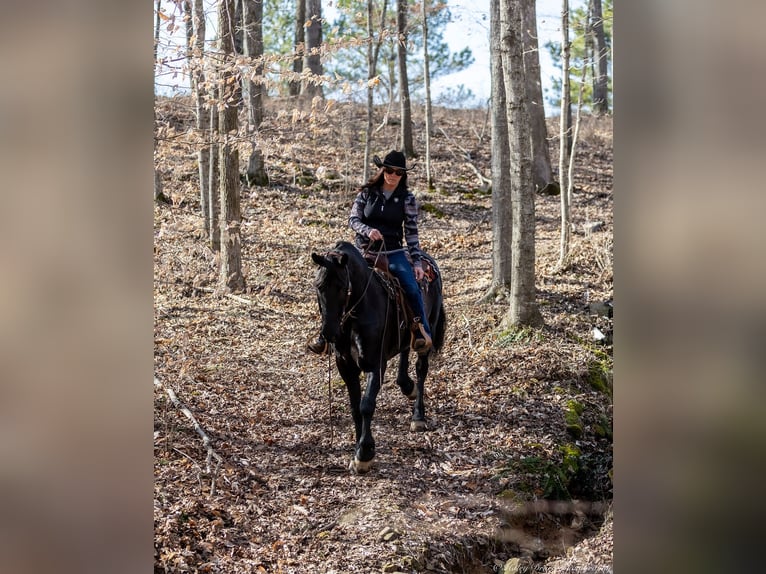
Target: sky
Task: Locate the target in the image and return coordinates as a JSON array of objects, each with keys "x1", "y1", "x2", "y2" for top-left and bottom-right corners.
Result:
[
  {"x1": 429, "y1": 0, "x2": 586, "y2": 113},
  {"x1": 155, "y1": 0, "x2": 586, "y2": 114}
]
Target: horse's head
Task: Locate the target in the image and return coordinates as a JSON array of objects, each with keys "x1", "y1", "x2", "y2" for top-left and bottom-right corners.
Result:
[{"x1": 311, "y1": 250, "x2": 351, "y2": 344}]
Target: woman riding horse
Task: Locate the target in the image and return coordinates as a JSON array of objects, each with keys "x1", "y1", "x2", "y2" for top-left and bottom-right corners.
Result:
[
  {"x1": 308, "y1": 150, "x2": 432, "y2": 355},
  {"x1": 311, "y1": 240, "x2": 445, "y2": 472}
]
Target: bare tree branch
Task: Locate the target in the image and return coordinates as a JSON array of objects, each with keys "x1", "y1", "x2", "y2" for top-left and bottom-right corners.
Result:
[{"x1": 154, "y1": 377, "x2": 222, "y2": 494}]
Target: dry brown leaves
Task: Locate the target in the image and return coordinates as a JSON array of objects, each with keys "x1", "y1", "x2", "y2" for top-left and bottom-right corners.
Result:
[{"x1": 154, "y1": 96, "x2": 613, "y2": 573}]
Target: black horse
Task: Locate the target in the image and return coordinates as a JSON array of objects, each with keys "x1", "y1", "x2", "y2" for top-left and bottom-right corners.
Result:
[{"x1": 311, "y1": 240, "x2": 446, "y2": 473}]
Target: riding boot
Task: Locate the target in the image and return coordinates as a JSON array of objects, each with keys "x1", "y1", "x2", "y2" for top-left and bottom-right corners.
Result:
[
  {"x1": 411, "y1": 317, "x2": 432, "y2": 354},
  {"x1": 307, "y1": 333, "x2": 328, "y2": 354}
]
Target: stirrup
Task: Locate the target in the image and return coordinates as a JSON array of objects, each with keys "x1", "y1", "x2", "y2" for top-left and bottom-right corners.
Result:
[{"x1": 411, "y1": 319, "x2": 432, "y2": 354}]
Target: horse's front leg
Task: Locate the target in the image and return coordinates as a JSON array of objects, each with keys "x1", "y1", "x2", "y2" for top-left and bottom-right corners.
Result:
[
  {"x1": 337, "y1": 357, "x2": 363, "y2": 446},
  {"x1": 410, "y1": 353, "x2": 429, "y2": 431},
  {"x1": 351, "y1": 366, "x2": 385, "y2": 473}
]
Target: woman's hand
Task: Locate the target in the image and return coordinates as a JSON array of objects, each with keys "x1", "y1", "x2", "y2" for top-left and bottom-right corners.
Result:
[
  {"x1": 414, "y1": 266, "x2": 425, "y2": 281},
  {"x1": 368, "y1": 229, "x2": 383, "y2": 241}
]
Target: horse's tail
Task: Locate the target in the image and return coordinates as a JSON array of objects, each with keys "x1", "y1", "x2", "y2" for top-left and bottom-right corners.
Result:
[{"x1": 421, "y1": 252, "x2": 446, "y2": 354}]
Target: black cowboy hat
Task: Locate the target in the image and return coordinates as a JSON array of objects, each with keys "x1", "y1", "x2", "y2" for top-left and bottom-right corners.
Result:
[{"x1": 373, "y1": 150, "x2": 414, "y2": 171}]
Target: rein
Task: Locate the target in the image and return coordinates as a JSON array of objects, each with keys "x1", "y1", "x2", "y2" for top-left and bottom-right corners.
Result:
[
  {"x1": 326, "y1": 350, "x2": 334, "y2": 447},
  {"x1": 323, "y1": 248, "x2": 376, "y2": 327}
]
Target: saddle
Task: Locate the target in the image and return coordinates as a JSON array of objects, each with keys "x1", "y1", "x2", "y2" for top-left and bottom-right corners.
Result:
[
  {"x1": 363, "y1": 250, "x2": 437, "y2": 283},
  {"x1": 364, "y1": 251, "x2": 438, "y2": 351}
]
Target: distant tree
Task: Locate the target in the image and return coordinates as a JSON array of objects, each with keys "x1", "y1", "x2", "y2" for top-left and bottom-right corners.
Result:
[
  {"x1": 326, "y1": 1, "x2": 473, "y2": 105},
  {"x1": 397, "y1": 0, "x2": 414, "y2": 156},
  {"x1": 364, "y1": 0, "x2": 389, "y2": 181},
  {"x1": 218, "y1": 0, "x2": 245, "y2": 291},
  {"x1": 234, "y1": 0, "x2": 244, "y2": 54},
  {"x1": 154, "y1": 0, "x2": 168, "y2": 204},
  {"x1": 290, "y1": 0, "x2": 305, "y2": 96},
  {"x1": 590, "y1": 0, "x2": 609, "y2": 114},
  {"x1": 243, "y1": 0, "x2": 268, "y2": 186},
  {"x1": 498, "y1": 0, "x2": 543, "y2": 328},
  {"x1": 208, "y1": 88, "x2": 220, "y2": 252},
  {"x1": 304, "y1": 0, "x2": 324, "y2": 98},
  {"x1": 521, "y1": 0, "x2": 553, "y2": 193},
  {"x1": 482, "y1": 0, "x2": 513, "y2": 303},
  {"x1": 557, "y1": 0, "x2": 572, "y2": 267},
  {"x1": 545, "y1": 0, "x2": 612, "y2": 113},
  {"x1": 185, "y1": 0, "x2": 217, "y2": 245},
  {"x1": 421, "y1": 0, "x2": 434, "y2": 188}
]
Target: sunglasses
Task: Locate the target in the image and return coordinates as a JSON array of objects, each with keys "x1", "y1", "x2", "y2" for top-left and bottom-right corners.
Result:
[{"x1": 384, "y1": 167, "x2": 406, "y2": 176}]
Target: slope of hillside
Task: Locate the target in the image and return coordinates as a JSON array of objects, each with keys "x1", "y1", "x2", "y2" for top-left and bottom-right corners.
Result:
[{"x1": 154, "y1": 96, "x2": 613, "y2": 573}]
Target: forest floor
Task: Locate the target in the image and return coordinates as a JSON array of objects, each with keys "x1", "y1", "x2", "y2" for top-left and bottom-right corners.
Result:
[{"x1": 154, "y1": 96, "x2": 614, "y2": 574}]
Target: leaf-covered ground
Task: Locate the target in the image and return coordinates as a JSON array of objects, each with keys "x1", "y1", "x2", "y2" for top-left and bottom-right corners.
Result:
[{"x1": 154, "y1": 96, "x2": 613, "y2": 573}]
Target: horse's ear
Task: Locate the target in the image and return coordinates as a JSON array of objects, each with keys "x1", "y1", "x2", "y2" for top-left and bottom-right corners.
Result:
[{"x1": 311, "y1": 253, "x2": 325, "y2": 266}]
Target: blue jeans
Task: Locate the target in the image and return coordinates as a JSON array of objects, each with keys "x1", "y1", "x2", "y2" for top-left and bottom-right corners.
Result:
[{"x1": 387, "y1": 251, "x2": 432, "y2": 337}]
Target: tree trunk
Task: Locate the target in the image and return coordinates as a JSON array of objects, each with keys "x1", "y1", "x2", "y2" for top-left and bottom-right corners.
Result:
[
  {"x1": 243, "y1": 0, "x2": 267, "y2": 186},
  {"x1": 422, "y1": 0, "x2": 433, "y2": 189},
  {"x1": 304, "y1": 0, "x2": 324, "y2": 99},
  {"x1": 291, "y1": 0, "x2": 305, "y2": 97},
  {"x1": 558, "y1": 0, "x2": 572, "y2": 267},
  {"x1": 591, "y1": 0, "x2": 609, "y2": 114},
  {"x1": 208, "y1": 86, "x2": 220, "y2": 252},
  {"x1": 363, "y1": 0, "x2": 388, "y2": 182},
  {"x1": 154, "y1": 0, "x2": 162, "y2": 63},
  {"x1": 521, "y1": 0, "x2": 553, "y2": 193},
  {"x1": 483, "y1": 0, "x2": 513, "y2": 302},
  {"x1": 233, "y1": 0, "x2": 244, "y2": 54},
  {"x1": 154, "y1": 0, "x2": 168, "y2": 204},
  {"x1": 499, "y1": 0, "x2": 542, "y2": 328},
  {"x1": 218, "y1": 0, "x2": 245, "y2": 291},
  {"x1": 364, "y1": 0, "x2": 375, "y2": 182},
  {"x1": 191, "y1": 0, "x2": 211, "y2": 234},
  {"x1": 397, "y1": 0, "x2": 414, "y2": 157}
]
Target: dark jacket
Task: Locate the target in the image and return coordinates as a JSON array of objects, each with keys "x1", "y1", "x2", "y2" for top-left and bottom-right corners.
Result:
[{"x1": 348, "y1": 183, "x2": 423, "y2": 267}]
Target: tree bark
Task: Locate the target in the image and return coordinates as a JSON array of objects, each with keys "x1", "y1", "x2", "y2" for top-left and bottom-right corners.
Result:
[
  {"x1": 304, "y1": 0, "x2": 324, "y2": 99},
  {"x1": 485, "y1": 0, "x2": 513, "y2": 300},
  {"x1": 154, "y1": 0, "x2": 168, "y2": 204},
  {"x1": 191, "y1": 0, "x2": 211, "y2": 234},
  {"x1": 591, "y1": 0, "x2": 609, "y2": 114},
  {"x1": 499, "y1": 0, "x2": 542, "y2": 327},
  {"x1": 218, "y1": 0, "x2": 244, "y2": 291},
  {"x1": 558, "y1": 0, "x2": 572, "y2": 267},
  {"x1": 521, "y1": 0, "x2": 553, "y2": 193},
  {"x1": 233, "y1": 0, "x2": 244, "y2": 54},
  {"x1": 365, "y1": 0, "x2": 375, "y2": 182},
  {"x1": 208, "y1": 86, "x2": 220, "y2": 252},
  {"x1": 397, "y1": 0, "x2": 414, "y2": 156},
  {"x1": 154, "y1": 0, "x2": 162, "y2": 63},
  {"x1": 243, "y1": 0, "x2": 267, "y2": 186},
  {"x1": 363, "y1": 0, "x2": 388, "y2": 182},
  {"x1": 422, "y1": 0, "x2": 433, "y2": 189},
  {"x1": 291, "y1": 0, "x2": 305, "y2": 97}
]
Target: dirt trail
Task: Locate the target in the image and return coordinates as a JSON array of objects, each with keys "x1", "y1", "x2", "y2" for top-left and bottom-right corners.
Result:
[{"x1": 154, "y1": 97, "x2": 613, "y2": 573}]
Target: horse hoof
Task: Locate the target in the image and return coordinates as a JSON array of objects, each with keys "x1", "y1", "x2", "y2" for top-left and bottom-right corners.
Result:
[
  {"x1": 407, "y1": 388, "x2": 417, "y2": 400},
  {"x1": 349, "y1": 457, "x2": 373, "y2": 474},
  {"x1": 410, "y1": 420, "x2": 427, "y2": 432}
]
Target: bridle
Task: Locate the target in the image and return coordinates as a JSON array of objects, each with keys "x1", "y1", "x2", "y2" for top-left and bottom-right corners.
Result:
[{"x1": 320, "y1": 248, "x2": 377, "y2": 329}]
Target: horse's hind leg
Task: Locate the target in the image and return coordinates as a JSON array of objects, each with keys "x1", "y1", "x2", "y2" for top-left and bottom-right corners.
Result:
[
  {"x1": 396, "y1": 351, "x2": 416, "y2": 399},
  {"x1": 410, "y1": 353, "x2": 429, "y2": 432}
]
